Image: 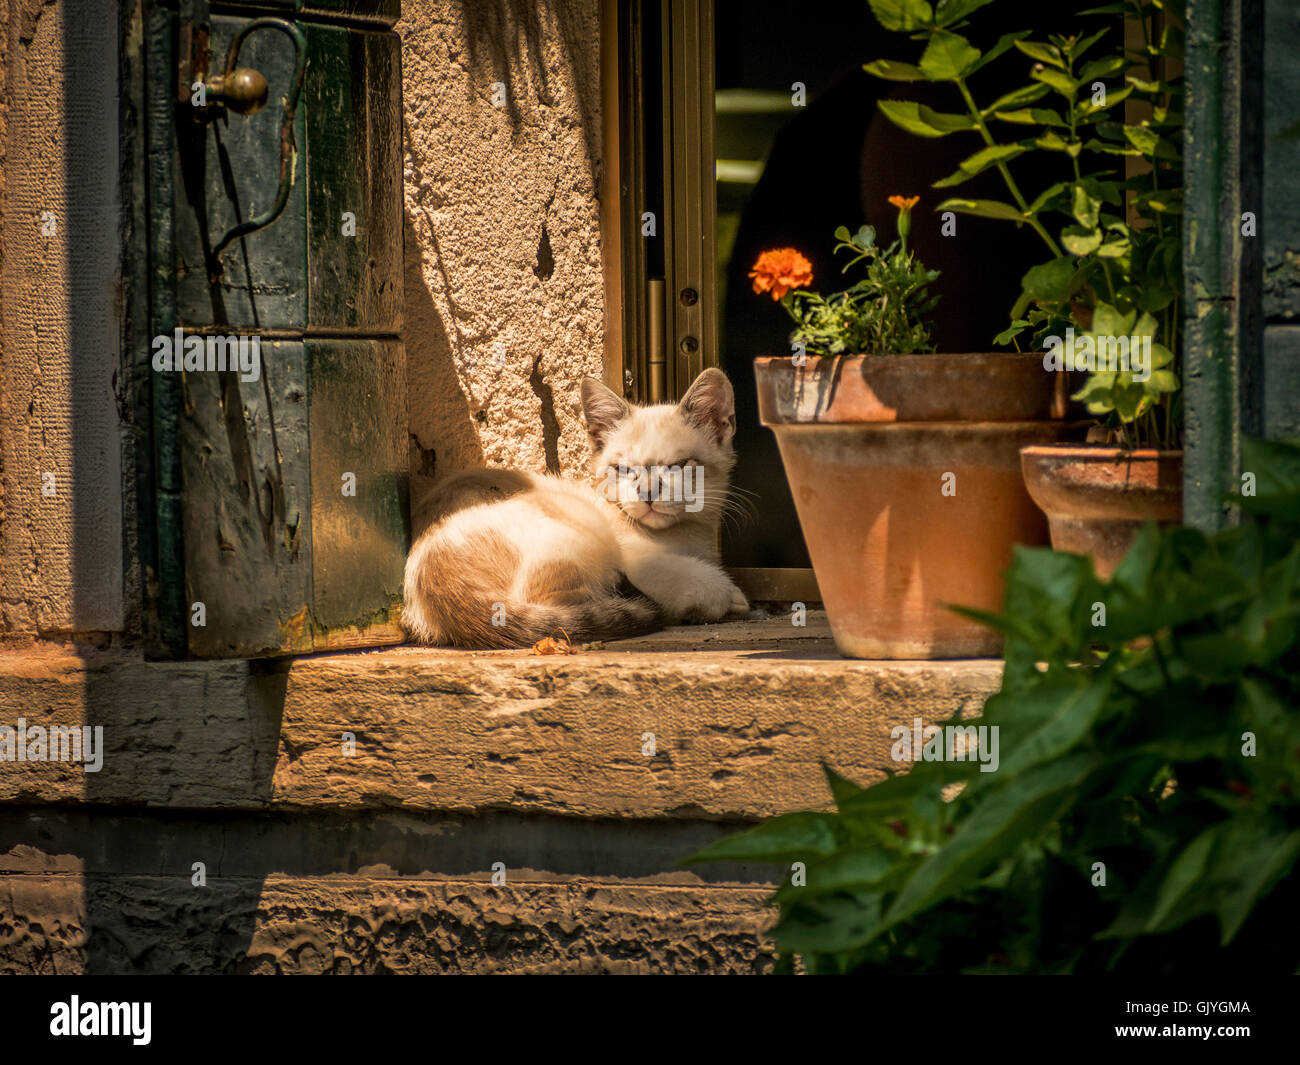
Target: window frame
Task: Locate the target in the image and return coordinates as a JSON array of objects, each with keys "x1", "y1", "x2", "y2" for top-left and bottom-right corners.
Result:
[{"x1": 602, "y1": 0, "x2": 819, "y2": 604}]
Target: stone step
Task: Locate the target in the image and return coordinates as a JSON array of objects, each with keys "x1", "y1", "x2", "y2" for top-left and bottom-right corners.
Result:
[
  {"x1": 0, "y1": 614, "x2": 1002, "y2": 973},
  {"x1": 0, "y1": 613, "x2": 1001, "y2": 818},
  {"x1": 0, "y1": 873, "x2": 773, "y2": 975}
]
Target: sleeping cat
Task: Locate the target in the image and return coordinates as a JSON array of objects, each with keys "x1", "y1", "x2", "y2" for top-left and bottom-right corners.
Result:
[{"x1": 402, "y1": 368, "x2": 749, "y2": 648}]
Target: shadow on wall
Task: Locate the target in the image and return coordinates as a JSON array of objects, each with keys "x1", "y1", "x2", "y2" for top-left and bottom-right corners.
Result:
[
  {"x1": 453, "y1": 0, "x2": 601, "y2": 191},
  {"x1": 403, "y1": 211, "x2": 486, "y2": 535},
  {"x1": 417, "y1": 0, "x2": 600, "y2": 485}
]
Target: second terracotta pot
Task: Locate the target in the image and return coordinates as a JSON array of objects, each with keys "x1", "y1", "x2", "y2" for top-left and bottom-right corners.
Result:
[
  {"x1": 756, "y1": 354, "x2": 1081, "y2": 659},
  {"x1": 1019, "y1": 446, "x2": 1184, "y2": 578}
]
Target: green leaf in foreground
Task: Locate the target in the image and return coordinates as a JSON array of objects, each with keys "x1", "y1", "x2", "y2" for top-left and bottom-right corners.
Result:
[
  {"x1": 883, "y1": 754, "x2": 1099, "y2": 928},
  {"x1": 682, "y1": 811, "x2": 843, "y2": 865},
  {"x1": 688, "y1": 442, "x2": 1300, "y2": 974}
]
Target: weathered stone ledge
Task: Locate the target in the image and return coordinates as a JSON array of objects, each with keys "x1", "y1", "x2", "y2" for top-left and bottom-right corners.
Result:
[
  {"x1": 0, "y1": 874, "x2": 775, "y2": 975},
  {"x1": 0, "y1": 614, "x2": 1002, "y2": 818}
]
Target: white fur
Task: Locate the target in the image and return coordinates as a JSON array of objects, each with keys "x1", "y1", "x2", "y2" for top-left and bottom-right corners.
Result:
[{"x1": 402, "y1": 369, "x2": 748, "y2": 646}]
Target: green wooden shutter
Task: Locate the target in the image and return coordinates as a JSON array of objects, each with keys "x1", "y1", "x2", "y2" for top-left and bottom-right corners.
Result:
[
  {"x1": 1184, "y1": 0, "x2": 1300, "y2": 529},
  {"x1": 1260, "y1": 1, "x2": 1300, "y2": 439},
  {"x1": 133, "y1": 0, "x2": 406, "y2": 657}
]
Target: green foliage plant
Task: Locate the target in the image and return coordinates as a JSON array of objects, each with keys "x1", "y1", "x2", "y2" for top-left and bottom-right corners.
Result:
[
  {"x1": 687, "y1": 438, "x2": 1300, "y2": 975},
  {"x1": 863, "y1": 0, "x2": 1185, "y2": 448},
  {"x1": 752, "y1": 199, "x2": 941, "y2": 356},
  {"x1": 789, "y1": 220, "x2": 941, "y2": 356}
]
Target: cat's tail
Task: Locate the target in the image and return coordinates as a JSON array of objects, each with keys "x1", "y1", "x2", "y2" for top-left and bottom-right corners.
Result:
[
  {"x1": 405, "y1": 587, "x2": 663, "y2": 649},
  {"x1": 402, "y1": 529, "x2": 663, "y2": 649},
  {"x1": 490, "y1": 593, "x2": 663, "y2": 649}
]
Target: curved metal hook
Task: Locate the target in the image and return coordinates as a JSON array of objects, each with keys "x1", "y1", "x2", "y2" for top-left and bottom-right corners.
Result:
[{"x1": 208, "y1": 18, "x2": 308, "y2": 274}]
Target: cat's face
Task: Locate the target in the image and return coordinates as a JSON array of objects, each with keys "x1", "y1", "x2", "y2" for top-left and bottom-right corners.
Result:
[{"x1": 581, "y1": 369, "x2": 736, "y2": 531}]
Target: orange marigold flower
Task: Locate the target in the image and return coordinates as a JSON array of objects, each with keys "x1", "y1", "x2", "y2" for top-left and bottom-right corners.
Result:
[
  {"x1": 888, "y1": 195, "x2": 920, "y2": 211},
  {"x1": 749, "y1": 248, "x2": 814, "y2": 301}
]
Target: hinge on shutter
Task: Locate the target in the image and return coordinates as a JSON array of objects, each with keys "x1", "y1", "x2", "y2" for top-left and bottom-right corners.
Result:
[
  {"x1": 177, "y1": 0, "x2": 211, "y2": 109},
  {"x1": 648, "y1": 278, "x2": 666, "y2": 403}
]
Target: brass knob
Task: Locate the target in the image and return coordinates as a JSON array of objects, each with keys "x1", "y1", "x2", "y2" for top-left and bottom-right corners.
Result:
[{"x1": 208, "y1": 67, "x2": 269, "y2": 114}]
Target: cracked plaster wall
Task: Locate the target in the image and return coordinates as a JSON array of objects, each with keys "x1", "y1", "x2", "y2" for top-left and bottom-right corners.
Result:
[{"x1": 398, "y1": 0, "x2": 607, "y2": 521}]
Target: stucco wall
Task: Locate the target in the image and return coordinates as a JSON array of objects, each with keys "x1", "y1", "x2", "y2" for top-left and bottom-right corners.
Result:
[
  {"x1": 0, "y1": 0, "x2": 123, "y2": 636},
  {"x1": 398, "y1": 0, "x2": 606, "y2": 517}
]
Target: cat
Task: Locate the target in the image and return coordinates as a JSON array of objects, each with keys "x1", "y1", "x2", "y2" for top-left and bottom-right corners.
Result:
[{"x1": 402, "y1": 367, "x2": 750, "y2": 648}]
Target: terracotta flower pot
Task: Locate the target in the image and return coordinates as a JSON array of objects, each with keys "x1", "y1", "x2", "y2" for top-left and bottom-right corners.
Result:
[
  {"x1": 1019, "y1": 446, "x2": 1184, "y2": 578},
  {"x1": 755, "y1": 354, "x2": 1081, "y2": 659}
]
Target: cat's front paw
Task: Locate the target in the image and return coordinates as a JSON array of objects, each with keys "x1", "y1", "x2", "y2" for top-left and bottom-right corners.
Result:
[
  {"x1": 672, "y1": 576, "x2": 744, "y2": 624},
  {"x1": 726, "y1": 584, "x2": 750, "y2": 617}
]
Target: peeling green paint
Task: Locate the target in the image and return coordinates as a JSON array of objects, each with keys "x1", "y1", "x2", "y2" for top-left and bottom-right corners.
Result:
[{"x1": 134, "y1": 3, "x2": 408, "y2": 659}]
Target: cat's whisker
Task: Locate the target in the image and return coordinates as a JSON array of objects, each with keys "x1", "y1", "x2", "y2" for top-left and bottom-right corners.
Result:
[{"x1": 707, "y1": 491, "x2": 758, "y2": 523}]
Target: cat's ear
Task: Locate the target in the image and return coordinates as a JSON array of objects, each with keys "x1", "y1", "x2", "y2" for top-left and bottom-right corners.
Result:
[
  {"x1": 580, "y1": 377, "x2": 630, "y2": 448},
  {"x1": 678, "y1": 368, "x2": 735, "y2": 446}
]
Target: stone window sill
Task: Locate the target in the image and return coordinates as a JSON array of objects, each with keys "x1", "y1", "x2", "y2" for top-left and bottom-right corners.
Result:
[{"x1": 0, "y1": 613, "x2": 1001, "y2": 819}]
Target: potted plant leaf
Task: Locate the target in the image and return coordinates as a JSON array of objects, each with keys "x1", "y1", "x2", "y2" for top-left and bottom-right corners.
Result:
[
  {"x1": 864, "y1": 0, "x2": 1186, "y2": 576},
  {"x1": 752, "y1": 198, "x2": 1075, "y2": 659}
]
